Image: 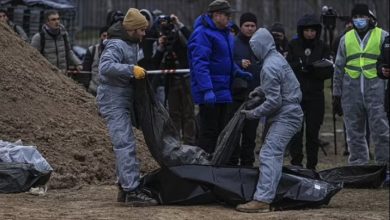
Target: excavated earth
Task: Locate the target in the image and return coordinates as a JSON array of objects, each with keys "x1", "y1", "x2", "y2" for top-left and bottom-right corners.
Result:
[{"x1": 0, "y1": 23, "x2": 159, "y2": 189}]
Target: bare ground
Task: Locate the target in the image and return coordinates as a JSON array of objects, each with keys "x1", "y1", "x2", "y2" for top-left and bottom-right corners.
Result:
[{"x1": 0, "y1": 185, "x2": 388, "y2": 220}]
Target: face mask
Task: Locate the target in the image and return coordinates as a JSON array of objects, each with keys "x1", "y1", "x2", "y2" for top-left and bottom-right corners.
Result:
[{"x1": 353, "y1": 18, "x2": 368, "y2": 29}]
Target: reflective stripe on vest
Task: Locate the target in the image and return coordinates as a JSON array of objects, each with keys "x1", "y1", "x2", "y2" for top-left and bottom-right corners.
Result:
[{"x1": 344, "y1": 27, "x2": 382, "y2": 79}]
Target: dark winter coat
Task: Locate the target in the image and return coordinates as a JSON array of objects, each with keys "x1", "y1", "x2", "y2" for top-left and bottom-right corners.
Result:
[
  {"x1": 376, "y1": 35, "x2": 390, "y2": 113},
  {"x1": 232, "y1": 32, "x2": 261, "y2": 101},
  {"x1": 152, "y1": 25, "x2": 191, "y2": 70},
  {"x1": 287, "y1": 14, "x2": 332, "y2": 100}
]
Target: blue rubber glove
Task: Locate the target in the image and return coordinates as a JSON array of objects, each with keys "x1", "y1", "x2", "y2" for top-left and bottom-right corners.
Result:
[
  {"x1": 236, "y1": 70, "x2": 253, "y2": 80},
  {"x1": 203, "y1": 90, "x2": 216, "y2": 104}
]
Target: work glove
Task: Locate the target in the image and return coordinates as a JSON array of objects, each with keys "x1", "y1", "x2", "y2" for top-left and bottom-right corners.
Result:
[
  {"x1": 133, "y1": 65, "x2": 146, "y2": 79},
  {"x1": 236, "y1": 69, "x2": 253, "y2": 80},
  {"x1": 240, "y1": 109, "x2": 260, "y2": 120},
  {"x1": 248, "y1": 87, "x2": 265, "y2": 100},
  {"x1": 203, "y1": 90, "x2": 216, "y2": 104},
  {"x1": 332, "y1": 96, "x2": 343, "y2": 116}
]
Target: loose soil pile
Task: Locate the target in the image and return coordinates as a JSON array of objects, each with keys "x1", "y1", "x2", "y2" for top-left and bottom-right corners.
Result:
[{"x1": 0, "y1": 23, "x2": 159, "y2": 189}]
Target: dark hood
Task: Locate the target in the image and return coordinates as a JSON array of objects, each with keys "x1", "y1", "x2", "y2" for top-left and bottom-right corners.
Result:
[
  {"x1": 107, "y1": 21, "x2": 139, "y2": 43},
  {"x1": 297, "y1": 14, "x2": 322, "y2": 40}
]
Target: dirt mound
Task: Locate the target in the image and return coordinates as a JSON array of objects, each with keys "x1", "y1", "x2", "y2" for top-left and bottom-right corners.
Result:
[{"x1": 0, "y1": 23, "x2": 159, "y2": 189}]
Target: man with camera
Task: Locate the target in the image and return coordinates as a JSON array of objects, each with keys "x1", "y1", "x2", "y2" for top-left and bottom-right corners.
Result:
[
  {"x1": 152, "y1": 14, "x2": 197, "y2": 145},
  {"x1": 333, "y1": 4, "x2": 389, "y2": 166}
]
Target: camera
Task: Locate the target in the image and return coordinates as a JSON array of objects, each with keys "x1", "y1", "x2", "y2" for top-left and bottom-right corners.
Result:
[
  {"x1": 321, "y1": 6, "x2": 337, "y2": 30},
  {"x1": 156, "y1": 15, "x2": 179, "y2": 68},
  {"x1": 156, "y1": 15, "x2": 176, "y2": 39}
]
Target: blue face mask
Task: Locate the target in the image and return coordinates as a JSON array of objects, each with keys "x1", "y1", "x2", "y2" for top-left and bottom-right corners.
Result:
[{"x1": 353, "y1": 18, "x2": 368, "y2": 29}]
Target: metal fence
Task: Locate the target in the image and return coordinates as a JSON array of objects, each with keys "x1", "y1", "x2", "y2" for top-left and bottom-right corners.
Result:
[{"x1": 1, "y1": 0, "x2": 389, "y2": 49}]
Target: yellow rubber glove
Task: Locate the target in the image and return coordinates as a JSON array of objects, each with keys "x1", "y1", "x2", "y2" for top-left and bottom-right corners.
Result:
[{"x1": 133, "y1": 65, "x2": 146, "y2": 79}]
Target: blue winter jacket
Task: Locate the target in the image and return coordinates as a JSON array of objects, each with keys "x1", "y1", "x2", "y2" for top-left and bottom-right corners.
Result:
[{"x1": 188, "y1": 14, "x2": 239, "y2": 104}]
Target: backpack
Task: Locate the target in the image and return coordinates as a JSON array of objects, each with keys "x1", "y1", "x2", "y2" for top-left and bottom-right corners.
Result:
[{"x1": 39, "y1": 30, "x2": 70, "y2": 68}]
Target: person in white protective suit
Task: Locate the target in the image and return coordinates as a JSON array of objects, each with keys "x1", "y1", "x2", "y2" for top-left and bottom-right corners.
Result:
[
  {"x1": 333, "y1": 3, "x2": 389, "y2": 166},
  {"x1": 236, "y1": 28, "x2": 303, "y2": 213}
]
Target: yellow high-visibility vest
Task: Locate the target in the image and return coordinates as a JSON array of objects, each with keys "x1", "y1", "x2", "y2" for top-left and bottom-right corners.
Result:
[{"x1": 344, "y1": 27, "x2": 382, "y2": 79}]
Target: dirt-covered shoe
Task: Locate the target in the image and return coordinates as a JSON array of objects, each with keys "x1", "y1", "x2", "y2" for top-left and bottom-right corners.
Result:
[
  {"x1": 122, "y1": 189, "x2": 158, "y2": 207},
  {"x1": 236, "y1": 200, "x2": 270, "y2": 213}
]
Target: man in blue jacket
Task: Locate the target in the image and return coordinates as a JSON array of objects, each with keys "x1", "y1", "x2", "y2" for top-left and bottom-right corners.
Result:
[{"x1": 188, "y1": 0, "x2": 252, "y2": 153}]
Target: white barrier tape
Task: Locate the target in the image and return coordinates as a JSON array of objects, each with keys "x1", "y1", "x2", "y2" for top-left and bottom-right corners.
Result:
[{"x1": 146, "y1": 69, "x2": 190, "y2": 74}]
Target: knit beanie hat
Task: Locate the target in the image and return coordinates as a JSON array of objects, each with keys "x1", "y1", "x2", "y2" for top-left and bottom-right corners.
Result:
[
  {"x1": 351, "y1": 4, "x2": 370, "y2": 17},
  {"x1": 122, "y1": 8, "x2": 148, "y2": 30},
  {"x1": 239, "y1": 12, "x2": 257, "y2": 27},
  {"x1": 269, "y1": 22, "x2": 285, "y2": 34}
]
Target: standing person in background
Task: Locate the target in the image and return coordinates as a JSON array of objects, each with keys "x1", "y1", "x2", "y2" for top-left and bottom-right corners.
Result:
[
  {"x1": 0, "y1": 9, "x2": 29, "y2": 42},
  {"x1": 229, "y1": 12, "x2": 260, "y2": 166},
  {"x1": 152, "y1": 14, "x2": 197, "y2": 145},
  {"x1": 286, "y1": 14, "x2": 333, "y2": 170},
  {"x1": 269, "y1": 22, "x2": 289, "y2": 58},
  {"x1": 97, "y1": 8, "x2": 158, "y2": 206},
  {"x1": 376, "y1": 36, "x2": 389, "y2": 123},
  {"x1": 188, "y1": 0, "x2": 252, "y2": 153},
  {"x1": 31, "y1": 10, "x2": 81, "y2": 73},
  {"x1": 332, "y1": 18, "x2": 353, "y2": 55},
  {"x1": 188, "y1": 0, "x2": 252, "y2": 154},
  {"x1": 237, "y1": 28, "x2": 303, "y2": 213},
  {"x1": 82, "y1": 26, "x2": 108, "y2": 96},
  {"x1": 376, "y1": 35, "x2": 390, "y2": 186},
  {"x1": 333, "y1": 4, "x2": 389, "y2": 166}
]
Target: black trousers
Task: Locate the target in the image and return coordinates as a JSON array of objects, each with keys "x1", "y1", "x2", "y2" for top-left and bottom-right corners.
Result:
[
  {"x1": 289, "y1": 96, "x2": 324, "y2": 169},
  {"x1": 228, "y1": 100, "x2": 259, "y2": 166},
  {"x1": 198, "y1": 103, "x2": 230, "y2": 154},
  {"x1": 166, "y1": 76, "x2": 197, "y2": 145}
]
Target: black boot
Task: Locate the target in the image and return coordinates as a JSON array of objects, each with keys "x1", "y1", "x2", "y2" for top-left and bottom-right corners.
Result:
[
  {"x1": 117, "y1": 185, "x2": 126, "y2": 202},
  {"x1": 125, "y1": 189, "x2": 158, "y2": 207}
]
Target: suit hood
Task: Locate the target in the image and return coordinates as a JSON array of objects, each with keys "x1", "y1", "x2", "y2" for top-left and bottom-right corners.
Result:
[{"x1": 249, "y1": 28, "x2": 276, "y2": 61}]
